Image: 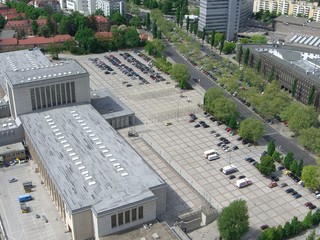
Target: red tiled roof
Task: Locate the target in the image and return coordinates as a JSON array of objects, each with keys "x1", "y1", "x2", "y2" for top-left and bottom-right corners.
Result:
[
  {"x1": 6, "y1": 13, "x2": 26, "y2": 20},
  {"x1": 0, "y1": 38, "x2": 18, "y2": 46},
  {"x1": 139, "y1": 33, "x2": 149, "y2": 40},
  {"x1": 95, "y1": 16, "x2": 109, "y2": 23},
  {"x1": 0, "y1": 3, "x2": 8, "y2": 9},
  {"x1": 95, "y1": 32, "x2": 112, "y2": 38},
  {"x1": 6, "y1": 20, "x2": 30, "y2": 28},
  {"x1": 18, "y1": 35, "x2": 72, "y2": 45},
  {"x1": 0, "y1": 8, "x2": 17, "y2": 15}
]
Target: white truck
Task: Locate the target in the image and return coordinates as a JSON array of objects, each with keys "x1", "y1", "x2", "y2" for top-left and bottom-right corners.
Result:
[
  {"x1": 203, "y1": 149, "x2": 218, "y2": 159},
  {"x1": 222, "y1": 165, "x2": 238, "y2": 175},
  {"x1": 236, "y1": 178, "x2": 252, "y2": 188},
  {"x1": 207, "y1": 154, "x2": 220, "y2": 161}
]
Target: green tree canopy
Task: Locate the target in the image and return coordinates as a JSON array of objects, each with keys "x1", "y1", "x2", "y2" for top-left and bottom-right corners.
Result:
[
  {"x1": 169, "y1": 64, "x2": 190, "y2": 88},
  {"x1": 0, "y1": 15, "x2": 5, "y2": 29},
  {"x1": 124, "y1": 27, "x2": 141, "y2": 47},
  {"x1": 239, "y1": 117, "x2": 265, "y2": 143},
  {"x1": 301, "y1": 165, "x2": 320, "y2": 191},
  {"x1": 283, "y1": 152, "x2": 294, "y2": 170},
  {"x1": 109, "y1": 11, "x2": 126, "y2": 25},
  {"x1": 217, "y1": 199, "x2": 249, "y2": 240},
  {"x1": 75, "y1": 28, "x2": 95, "y2": 53},
  {"x1": 130, "y1": 16, "x2": 142, "y2": 28},
  {"x1": 222, "y1": 41, "x2": 236, "y2": 54},
  {"x1": 267, "y1": 140, "x2": 276, "y2": 156},
  {"x1": 258, "y1": 155, "x2": 276, "y2": 176},
  {"x1": 299, "y1": 127, "x2": 320, "y2": 153},
  {"x1": 213, "y1": 98, "x2": 238, "y2": 124},
  {"x1": 288, "y1": 106, "x2": 318, "y2": 136}
]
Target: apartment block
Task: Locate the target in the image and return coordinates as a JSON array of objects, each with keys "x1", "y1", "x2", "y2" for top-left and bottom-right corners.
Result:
[{"x1": 199, "y1": 0, "x2": 253, "y2": 41}]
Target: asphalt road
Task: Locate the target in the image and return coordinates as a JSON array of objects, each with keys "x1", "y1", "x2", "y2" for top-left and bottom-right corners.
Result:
[{"x1": 164, "y1": 39, "x2": 316, "y2": 165}]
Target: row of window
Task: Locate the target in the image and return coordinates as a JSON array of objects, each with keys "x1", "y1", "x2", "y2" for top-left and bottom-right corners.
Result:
[
  {"x1": 30, "y1": 82, "x2": 76, "y2": 111},
  {"x1": 111, "y1": 206, "x2": 143, "y2": 228}
]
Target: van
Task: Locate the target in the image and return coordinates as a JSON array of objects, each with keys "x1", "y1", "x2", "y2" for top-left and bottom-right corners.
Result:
[
  {"x1": 207, "y1": 154, "x2": 220, "y2": 161},
  {"x1": 222, "y1": 165, "x2": 238, "y2": 175},
  {"x1": 236, "y1": 178, "x2": 252, "y2": 188},
  {"x1": 203, "y1": 149, "x2": 218, "y2": 158}
]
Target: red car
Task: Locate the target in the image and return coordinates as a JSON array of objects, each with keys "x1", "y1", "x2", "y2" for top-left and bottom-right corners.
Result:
[
  {"x1": 226, "y1": 127, "x2": 232, "y2": 132},
  {"x1": 305, "y1": 202, "x2": 313, "y2": 207},
  {"x1": 189, "y1": 119, "x2": 195, "y2": 123}
]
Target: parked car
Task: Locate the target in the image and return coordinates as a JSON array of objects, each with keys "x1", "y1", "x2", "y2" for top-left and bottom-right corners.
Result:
[
  {"x1": 238, "y1": 175, "x2": 246, "y2": 179},
  {"x1": 232, "y1": 146, "x2": 239, "y2": 150},
  {"x1": 194, "y1": 124, "x2": 201, "y2": 128},
  {"x1": 280, "y1": 183, "x2": 288, "y2": 188},
  {"x1": 9, "y1": 178, "x2": 18, "y2": 183},
  {"x1": 260, "y1": 225, "x2": 269, "y2": 230},
  {"x1": 269, "y1": 182, "x2": 278, "y2": 188},
  {"x1": 277, "y1": 165, "x2": 285, "y2": 171},
  {"x1": 293, "y1": 193, "x2": 302, "y2": 199},
  {"x1": 270, "y1": 176, "x2": 279, "y2": 182},
  {"x1": 285, "y1": 188, "x2": 294, "y2": 193},
  {"x1": 305, "y1": 202, "x2": 313, "y2": 207},
  {"x1": 228, "y1": 175, "x2": 236, "y2": 179}
]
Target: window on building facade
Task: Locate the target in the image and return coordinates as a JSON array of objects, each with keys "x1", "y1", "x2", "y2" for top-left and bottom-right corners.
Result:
[
  {"x1": 35, "y1": 87, "x2": 41, "y2": 109},
  {"x1": 66, "y1": 82, "x2": 71, "y2": 103},
  {"x1": 138, "y1": 206, "x2": 143, "y2": 219},
  {"x1": 41, "y1": 87, "x2": 46, "y2": 108},
  {"x1": 56, "y1": 84, "x2": 61, "y2": 105},
  {"x1": 118, "y1": 212, "x2": 123, "y2": 226},
  {"x1": 111, "y1": 215, "x2": 117, "y2": 228},
  {"x1": 71, "y1": 82, "x2": 76, "y2": 103},
  {"x1": 30, "y1": 88, "x2": 36, "y2": 110},
  {"x1": 46, "y1": 86, "x2": 51, "y2": 107},
  {"x1": 125, "y1": 210, "x2": 130, "y2": 224},
  {"x1": 61, "y1": 83, "x2": 66, "y2": 104},
  {"x1": 51, "y1": 85, "x2": 56, "y2": 106},
  {"x1": 132, "y1": 208, "x2": 137, "y2": 221}
]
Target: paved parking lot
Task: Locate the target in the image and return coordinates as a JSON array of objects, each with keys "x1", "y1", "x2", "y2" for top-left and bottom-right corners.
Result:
[
  {"x1": 0, "y1": 164, "x2": 70, "y2": 240},
  {"x1": 64, "y1": 50, "x2": 319, "y2": 239}
]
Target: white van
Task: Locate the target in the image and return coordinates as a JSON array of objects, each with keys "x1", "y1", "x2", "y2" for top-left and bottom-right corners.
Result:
[
  {"x1": 203, "y1": 149, "x2": 218, "y2": 158},
  {"x1": 222, "y1": 165, "x2": 238, "y2": 175},
  {"x1": 207, "y1": 154, "x2": 220, "y2": 161},
  {"x1": 236, "y1": 178, "x2": 252, "y2": 188}
]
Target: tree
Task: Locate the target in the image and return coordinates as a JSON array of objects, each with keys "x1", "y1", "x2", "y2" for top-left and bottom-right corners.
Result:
[
  {"x1": 31, "y1": 20, "x2": 38, "y2": 35},
  {"x1": 186, "y1": 16, "x2": 190, "y2": 33},
  {"x1": 267, "y1": 140, "x2": 275, "y2": 156},
  {"x1": 161, "y1": 0, "x2": 172, "y2": 14},
  {"x1": 301, "y1": 165, "x2": 320, "y2": 191},
  {"x1": 290, "y1": 160, "x2": 299, "y2": 175},
  {"x1": 110, "y1": 11, "x2": 126, "y2": 25},
  {"x1": 37, "y1": 25, "x2": 51, "y2": 37},
  {"x1": 307, "y1": 85, "x2": 316, "y2": 105},
  {"x1": 95, "y1": 8, "x2": 105, "y2": 16},
  {"x1": 0, "y1": 15, "x2": 5, "y2": 29},
  {"x1": 239, "y1": 117, "x2": 264, "y2": 143},
  {"x1": 272, "y1": 151, "x2": 281, "y2": 162},
  {"x1": 152, "y1": 21, "x2": 157, "y2": 38},
  {"x1": 291, "y1": 79, "x2": 298, "y2": 98},
  {"x1": 46, "y1": 16, "x2": 55, "y2": 35},
  {"x1": 258, "y1": 226, "x2": 283, "y2": 240},
  {"x1": 145, "y1": 13, "x2": 151, "y2": 29},
  {"x1": 243, "y1": 48, "x2": 250, "y2": 65},
  {"x1": 124, "y1": 27, "x2": 141, "y2": 47},
  {"x1": 290, "y1": 216, "x2": 303, "y2": 235},
  {"x1": 75, "y1": 28, "x2": 96, "y2": 53},
  {"x1": 237, "y1": 45, "x2": 243, "y2": 66},
  {"x1": 258, "y1": 155, "x2": 275, "y2": 176},
  {"x1": 219, "y1": 34, "x2": 225, "y2": 55},
  {"x1": 204, "y1": 87, "x2": 224, "y2": 111},
  {"x1": 303, "y1": 212, "x2": 313, "y2": 229},
  {"x1": 210, "y1": 30, "x2": 215, "y2": 49},
  {"x1": 283, "y1": 222, "x2": 292, "y2": 238},
  {"x1": 213, "y1": 98, "x2": 238, "y2": 124},
  {"x1": 299, "y1": 127, "x2": 320, "y2": 153},
  {"x1": 129, "y1": 16, "x2": 142, "y2": 28},
  {"x1": 288, "y1": 106, "x2": 318, "y2": 136},
  {"x1": 269, "y1": 66, "x2": 275, "y2": 82},
  {"x1": 144, "y1": 39, "x2": 165, "y2": 57},
  {"x1": 176, "y1": 9, "x2": 180, "y2": 26},
  {"x1": 228, "y1": 115, "x2": 237, "y2": 129},
  {"x1": 214, "y1": 32, "x2": 223, "y2": 47},
  {"x1": 222, "y1": 42, "x2": 236, "y2": 54},
  {"x1": 306, "y1": 230, "x2": 316, "y2": 240},
  {"x1": 217, "y1": 199, "x2": 249, "y2": 240},
  {"x1": 251, "y1": 34, "x2": 267, "y2": 44},
  {"x1": 283, "y1": 152, "x2": 294, "y2": 170},
  {"x1": 47, "y1": 43, "x2": 63, "y2": 60},
  {"x1": 202, "y1": 27, "x2": 206, "y2": 43},
  {"x1": 169, "y1": 64, "x2": 190, "y2": 89},
  {"x1": 193, "y1": 20, "x2": 198, "y2": 35},
  {"x1": 297, "y1": 160, "x2": 304, "y2": 177},
  {"x1": 256, "y1": 59, "x2": 261, "y2": 72}
]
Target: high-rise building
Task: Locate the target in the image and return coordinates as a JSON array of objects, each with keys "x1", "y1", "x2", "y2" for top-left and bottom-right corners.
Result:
[{"x1": 199, "y1": 0, "x2": 253, "y2": 41}]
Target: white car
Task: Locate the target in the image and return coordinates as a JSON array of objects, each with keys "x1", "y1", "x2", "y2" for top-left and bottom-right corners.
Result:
[{"x1": 316, "y1": 194, "x2": 320, "y2": 199}]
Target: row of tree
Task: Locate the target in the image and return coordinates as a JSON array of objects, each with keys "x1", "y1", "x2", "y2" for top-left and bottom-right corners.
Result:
[{"x1": 258, "y1": 212, "x2": 320, "y2": 240}]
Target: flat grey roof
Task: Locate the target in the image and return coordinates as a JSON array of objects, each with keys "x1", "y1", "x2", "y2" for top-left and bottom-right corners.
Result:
[
  {"x1": 244, "y1": 44, "x2": 320, "y2": 87},
  {"x1": 0, "y1": 142, "x2": 24, "y2": 155},
  {"x1": 0, "y1": 49, "x2": 88, "y2": 87},
  {"x1": 0, "y1": 117, "x2": 18, "y2": 132},
  {"x1": 20, "y1": 104, "x2": 165, "y2": 214},
  {"x1": 275, "y1": 15, "x2": 320, "y2": 29},
  {"x1": 91, "y1": 89, "x2": 134, "y2": 120}
]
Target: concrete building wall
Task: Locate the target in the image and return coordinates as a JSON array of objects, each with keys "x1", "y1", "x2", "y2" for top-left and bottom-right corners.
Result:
[
  {"x1": 0, "y1": 123, "x2": 24, "y2": 147},
  {"x1": 95, "y1": 199, "x2": 157, "y2": 237},
  {"x1": 72, "y1": 209, "x2": 94, "y2": 240},
  {"x1": 151, "y1": 185, "x2": 167, "y2": 216}
]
